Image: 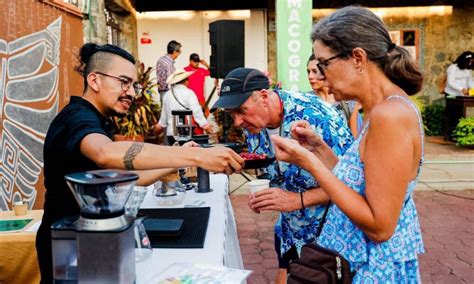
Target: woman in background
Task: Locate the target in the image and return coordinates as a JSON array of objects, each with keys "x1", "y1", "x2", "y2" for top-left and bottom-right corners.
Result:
[{"x1": 307, "y1": 54, "x2": 362, "y2": 137}]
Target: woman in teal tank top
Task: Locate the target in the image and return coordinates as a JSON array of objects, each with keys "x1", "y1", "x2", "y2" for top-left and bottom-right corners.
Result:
[{"x1": 271, "y1": 6, "x2": 425, "y2": 283}]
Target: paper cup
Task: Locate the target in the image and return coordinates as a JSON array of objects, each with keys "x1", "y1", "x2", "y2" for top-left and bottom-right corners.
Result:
[
  {"x1": 248, "y1": 179, "x2": 270, "y2": 195},
  {"x1": 13, "y1": 203, "x2": 28, "y2": 216}
]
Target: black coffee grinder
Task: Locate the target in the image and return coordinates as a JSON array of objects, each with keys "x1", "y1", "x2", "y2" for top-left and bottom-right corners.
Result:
[
  {"x1": 172, "y1": 109, "x2": 193, "y2": 145},
  {"x1": 171, "y1": 110, "x2": 212, "y2": 193},
  {"x1": 51, "y1": 170, "x2": 138, "y2": 283},
  {"x1": 192, "y1": 134, "x2": 212, "y2": 193}
]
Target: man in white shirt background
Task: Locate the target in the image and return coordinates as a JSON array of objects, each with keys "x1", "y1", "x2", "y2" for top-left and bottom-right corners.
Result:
[{"x1": 444, "y1": 51, "x2": 474, "y2": 96}]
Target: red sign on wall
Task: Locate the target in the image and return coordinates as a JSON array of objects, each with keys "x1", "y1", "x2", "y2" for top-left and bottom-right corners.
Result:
[{"x1": 141, "y1": 38, "x2": 152, "y2": 44}]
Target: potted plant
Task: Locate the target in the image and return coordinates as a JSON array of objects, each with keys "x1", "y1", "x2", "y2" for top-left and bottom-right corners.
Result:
[
  {"x1": 113, "y1": 62, "x2": 161, "y2": 141},
  {"x1": 452, "y1": 117, "x2": 474, "y2": 148}
]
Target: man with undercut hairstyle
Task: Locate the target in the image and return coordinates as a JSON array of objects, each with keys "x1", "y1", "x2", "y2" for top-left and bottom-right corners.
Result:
[{"x1": 36, "y1": 43, "x2": 243, "y2": 283}]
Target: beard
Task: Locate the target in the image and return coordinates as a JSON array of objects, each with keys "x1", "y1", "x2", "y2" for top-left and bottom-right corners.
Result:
[
  {"x1": 107, "y1": 94, "x2": 134, "y2": 117},
  {"x1": 111, "y1": 110, "x2": 127, "y2": 118},
  {"x1": 104, "y1": 106, "x2": 127, "y2": 118}
]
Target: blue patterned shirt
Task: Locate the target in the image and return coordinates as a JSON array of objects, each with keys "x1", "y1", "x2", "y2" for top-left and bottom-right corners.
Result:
[{"x1": 245, "y1": 89, "x2": 353, "y2": 255}]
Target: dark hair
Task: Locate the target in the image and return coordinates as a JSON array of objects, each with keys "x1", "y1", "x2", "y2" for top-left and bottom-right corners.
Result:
[
  {"x1": 453, "y1": 51, "x2": 473, "y2": 70},
  {"x1": 307, "y1": 54, "x2": 316, "y2": 65},
  {"x1": 310, "y1": 6, "x2": 423, "y2": 96},
  {"x1": 167, "y1": 40, "x2": 182, "y2": 54},
  {"x1": 76, "y1": 43, "x2": 136, "y2": 90},
  {"x1": 189, "y1": 53, "x2": 200, "y2": 62}
]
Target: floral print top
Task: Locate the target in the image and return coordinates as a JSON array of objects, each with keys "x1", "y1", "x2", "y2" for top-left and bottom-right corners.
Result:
[{"x1": 245, "y1": 89, "x2": 353, "y2": 255}]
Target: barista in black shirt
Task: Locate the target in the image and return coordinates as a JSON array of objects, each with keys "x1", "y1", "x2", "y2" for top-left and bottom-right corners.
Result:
[{"x1": 36, "y1": 43, "x2": 244, "y2": 283}]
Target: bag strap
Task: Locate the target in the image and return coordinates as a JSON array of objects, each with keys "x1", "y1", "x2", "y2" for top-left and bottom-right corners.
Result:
[
  {"x1": 315, "y1": 201, "x2": 331, "y2": 239},
  {"x1": 170, "y1": 86, "x2": 189, "y2": 110}
]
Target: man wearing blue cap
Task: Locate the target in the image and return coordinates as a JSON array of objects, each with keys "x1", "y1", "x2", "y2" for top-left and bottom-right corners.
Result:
[{"x1": 212, "y1": 67, "x2": 353, "y2": 283}]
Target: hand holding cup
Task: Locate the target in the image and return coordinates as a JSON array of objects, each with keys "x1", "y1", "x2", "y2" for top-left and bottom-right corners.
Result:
[{"x1": 248, "y1": 179, "x2": 270, "y2": 196}]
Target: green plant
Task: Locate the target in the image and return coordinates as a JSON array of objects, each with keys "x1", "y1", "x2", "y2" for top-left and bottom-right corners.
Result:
[
  {"x1": 452, "y1": 117, "x2": 474, "y2": 146},
  {"x1": 421, "y1": 104, "x2": 445, "y2": 136},
  {"x1": 113, "y1": 62, "x2": 160, "y2": 138}
]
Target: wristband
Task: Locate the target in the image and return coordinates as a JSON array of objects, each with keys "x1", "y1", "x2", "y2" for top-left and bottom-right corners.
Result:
[{"x1": 300, "y1": 192, "x2": 305, "y2": 209}]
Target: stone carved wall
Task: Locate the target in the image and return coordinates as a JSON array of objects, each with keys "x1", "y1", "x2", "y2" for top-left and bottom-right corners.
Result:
[{"x1": 0, "y1": 0, "x2": 83, "y2": 210}]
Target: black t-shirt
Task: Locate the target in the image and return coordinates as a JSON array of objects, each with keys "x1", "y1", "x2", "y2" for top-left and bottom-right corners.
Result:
[
  {"x1": 36, "y1": 96, "x2": 114, "y2": 282},
  {"x1": 41, "y1": 96, "x2": 114, "y2": 224}
]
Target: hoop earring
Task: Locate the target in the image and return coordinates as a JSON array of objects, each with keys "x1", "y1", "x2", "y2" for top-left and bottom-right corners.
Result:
[{"x1": 358, "y1": 68, "x2": 364, "y2": 74}]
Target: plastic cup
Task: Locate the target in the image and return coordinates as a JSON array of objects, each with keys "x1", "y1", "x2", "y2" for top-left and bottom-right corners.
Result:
[
  {"x1": 248, "y1": 179, "x2": 270, "y2": 196},
  {"x1": 13, "y1": 202, "x2": 28, "y2": 216},
  {"x1": 134, "y1": 217, "x2": 152, "y2": 262}
]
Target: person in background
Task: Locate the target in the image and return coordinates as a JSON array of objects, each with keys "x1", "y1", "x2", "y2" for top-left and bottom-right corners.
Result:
[
  {"x1": 271, "y1": 6, "x2": 425, "y2": 282},
  {"x1": 154, "y1": 69, "x2": 211, "y2": 145},
  {"x1": 36, "y1": 43, "x2": 243, "y2": 283},
  {"x1": 156, "y1": 40, "x2": 181, "y2": 100},
  {"x1": 307, "y1": 54, "x2": 362, "y2": 137},
  {"x1": 184, "y1": 53, "x2": 219, "y2": 134},
  {"x1": 212, "y1": 67, "x2": 353, "y2": 284},
  {"x1": 444, "y1": 51, "x2": 473, "y2": 96}
]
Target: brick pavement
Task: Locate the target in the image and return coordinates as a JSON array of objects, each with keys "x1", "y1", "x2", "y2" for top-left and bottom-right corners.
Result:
[{"x1": 230, "y1": 190, "x2": 474, "y2": 284}]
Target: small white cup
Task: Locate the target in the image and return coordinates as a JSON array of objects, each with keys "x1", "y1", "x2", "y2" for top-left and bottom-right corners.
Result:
[{"x1": 248, "y1": 179, "x2": 270, "y2": 195}]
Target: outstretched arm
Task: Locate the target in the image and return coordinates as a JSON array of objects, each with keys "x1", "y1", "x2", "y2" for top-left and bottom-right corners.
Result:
[
  {"x1": 133, "y1": 168, "x2": 175, "y2": 186},
  {"x1": 80, "y1": 133, "x2": 244, "y2": 174}
]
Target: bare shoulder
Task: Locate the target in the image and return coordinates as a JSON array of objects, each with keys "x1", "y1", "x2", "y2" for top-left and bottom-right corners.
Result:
[{"x1": 370, "y1": 97, "x2": 419, "y2": 129}]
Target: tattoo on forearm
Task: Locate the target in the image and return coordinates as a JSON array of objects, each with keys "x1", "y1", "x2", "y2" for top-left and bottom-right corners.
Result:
[{"x1": 123, "y1": 142, "x2": 144, "y2": 170}]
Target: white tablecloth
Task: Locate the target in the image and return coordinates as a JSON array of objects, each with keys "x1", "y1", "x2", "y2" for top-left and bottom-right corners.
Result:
[{"x1": 136, "y1": 174, "x2": 244, "y2": 283}]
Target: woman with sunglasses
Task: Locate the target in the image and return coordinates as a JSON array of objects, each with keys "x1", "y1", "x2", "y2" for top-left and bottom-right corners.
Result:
[{"x1": 271, "y1": 6, "x2": 424, "y2": 282}]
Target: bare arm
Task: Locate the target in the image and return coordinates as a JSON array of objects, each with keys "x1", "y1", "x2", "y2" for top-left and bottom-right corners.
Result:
[
  {"x1": 133, "y1": 168, "x2": 175, "y2": 186},
  {"x1": 200, "y1": 59, "x2": 210, "y2": 69},
  {"x1": 301, "y1": 188, "x2": 330, "y2": 207},
  {"x1": 79, "y1": 133, "x2": 243, "y2": 174},
  {"x1": 250, "y1": 187, "x2": 329, "y2": 212},
  {"x1": 272, "y1": 102, "x2": 421, "y2": 242}
]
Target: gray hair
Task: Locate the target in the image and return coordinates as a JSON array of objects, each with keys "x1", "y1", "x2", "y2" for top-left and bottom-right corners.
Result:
[{"x1": 311, "y1": 6, "x2": 423, "y2": 96}]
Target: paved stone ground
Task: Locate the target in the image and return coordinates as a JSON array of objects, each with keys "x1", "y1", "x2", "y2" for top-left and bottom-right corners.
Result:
[
  {"x1": 230, "y1": 190, "x2": 474, "y2": 284},
  {"x1": 424, "y1": 136, "x2": 474, "y2": 158}
]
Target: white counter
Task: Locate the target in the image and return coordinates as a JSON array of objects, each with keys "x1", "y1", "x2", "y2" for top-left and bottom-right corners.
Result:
[{"x1": 136, "y1": 174, "x2": 243, "y2": 283}]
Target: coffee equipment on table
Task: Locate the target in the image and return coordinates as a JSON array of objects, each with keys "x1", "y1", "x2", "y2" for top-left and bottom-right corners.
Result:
[
  {"x1": 51, "y1": 170, "x2": 138, "y2": 283},
  {"x1": 172, "y1": 109, "x2": 193, "y2": 145},
  {"x1": 154, "y1": 170, "x2": 186, "y2": 206},
  {"x1": 192, "y1": 134, "x2": 212, "y2": 193},
  {"x1": 171, "y1": 109, "x2": 199, "y2": 190}
]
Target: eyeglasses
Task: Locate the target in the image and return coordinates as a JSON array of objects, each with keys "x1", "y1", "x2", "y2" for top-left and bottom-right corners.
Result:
[
  {"x1": 95, "y1": 72, "x2": 143, "y2": 94},
  {"x1": 316, "y1": 51, "x2": 350, "y2": 77}
]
